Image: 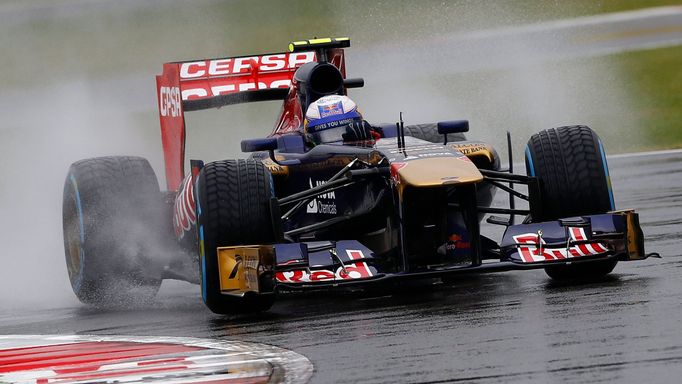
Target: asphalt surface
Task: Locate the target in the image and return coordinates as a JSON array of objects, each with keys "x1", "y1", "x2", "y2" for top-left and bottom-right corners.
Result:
[
  {"x1": 1, "y1": 150, "x2": 680, "y2": 383},
  {"x1": 2, "y1": 3, "x2": 682, "y2": 383}
]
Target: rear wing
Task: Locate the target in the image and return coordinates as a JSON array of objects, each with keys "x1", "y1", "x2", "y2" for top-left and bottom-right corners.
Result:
[{"x1": 156, "y1": 38, "x2": 349, "y2": 190}]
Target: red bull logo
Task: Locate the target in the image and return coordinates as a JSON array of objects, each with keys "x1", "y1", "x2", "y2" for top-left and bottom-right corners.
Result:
[
  {"x1": 318, "y1": 101, "x2": 344, "y2": 118},
  {"x1": 447, "y1": 234, "x2": 471, "y2": 249},
  {"x1": 512, "y1": 227, "x2": 610, "y2": 263}
]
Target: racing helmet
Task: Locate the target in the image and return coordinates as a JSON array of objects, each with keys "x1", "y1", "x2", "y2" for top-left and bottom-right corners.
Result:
[{"x1": 304, "y1": 95, "x2": 363, "y2": 145}]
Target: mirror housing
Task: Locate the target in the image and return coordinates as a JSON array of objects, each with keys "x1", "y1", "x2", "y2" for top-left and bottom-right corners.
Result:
[
  {"x1": 241, "y1": 138, "x2": 278, "y2": 153},
  {"x1": 437, "y1": 120, "x2": 469, "y2": 135}
]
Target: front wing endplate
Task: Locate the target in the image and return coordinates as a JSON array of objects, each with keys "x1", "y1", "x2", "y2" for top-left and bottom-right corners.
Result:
[{"x1": 217, "y1": 246, "x2": 274, "y2": 295}]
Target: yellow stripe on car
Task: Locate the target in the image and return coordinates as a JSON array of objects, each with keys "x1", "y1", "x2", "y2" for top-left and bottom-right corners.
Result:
[
  {"x1": 309, "y1": 37, "x2": 332, "y2": 44},
  {"x1": 288, "y1": 37, "x2": 351, "y2": 52}
]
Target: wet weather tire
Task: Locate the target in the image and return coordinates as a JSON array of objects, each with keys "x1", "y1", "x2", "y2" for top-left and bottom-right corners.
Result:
[
  {"x1": 403, "y1": 124, "x2": 466, "y2": 143},
  {"x1": 525, "y1": 125, "x2": 617, "y2": 280},
  {"x1": 62, "y1": 156, "x2": 165, "y2": 306},
  {"x1": 195, "y1": 159, "x2": 280, "y2": 314}
]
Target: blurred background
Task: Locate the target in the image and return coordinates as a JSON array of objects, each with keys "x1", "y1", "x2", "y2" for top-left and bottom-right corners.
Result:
[{"x1": 1, "y1": 0, "x2": 680, "y2": 308}]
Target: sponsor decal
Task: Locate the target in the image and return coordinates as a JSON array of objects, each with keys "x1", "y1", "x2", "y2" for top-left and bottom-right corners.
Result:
[
  {"x1": 0, "y1": 334, "x2": 312, "y2": 383},
  {"x1": 309, "y1": 116, "x2": 355, "y2": 131},
  {"x1": 179, "y1": 52, "x2": 315, "y2": 100},
  {"x1": 446, "y1": 234, "x2": 471, "y2": 251},
  {"x1": 173, "y1": 174, "x2": 196, "y2": 239},
  {"x1": 386, "y1": 144, "x2": 442, "y2": 155},
  {"x1": 276, "y1": 250, "x2": 373, "y2": 283},
  {"x1": 306, "y1": 178, "x2": 337, "y2": 215},
  {"x1": 513, "y1": 227, "x2": 610, "y2": 263},
  {"x1": 181, "y1": 79, "x2": 293, "y2": 100},
  {"x1": 179, "y1": 52, "x2": 314, "y2": 79},
  {"x1": 318, "y1": 100, "x2": 344, "y2": 118},
  {"x1": 158, "y1": 86, "x2": 181, "y2": 117},
  {"x1": 385, "y1": 144, "x2": 468, "y2": 163},
  {"x1": 390, "y1": 162, "x2": 407, "y2": 184},
  {"x1": 403, "y1": 152, "x2": 454, "y2": 161},
  {"x1": 452, "y1": 144, "x2": 487, "y2": 155}
]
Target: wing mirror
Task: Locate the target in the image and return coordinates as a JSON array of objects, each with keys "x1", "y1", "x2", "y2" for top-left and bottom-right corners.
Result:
[
  {"x1": 241, "y1": 137, "x2": 304, "y2": 166},
  {"x1": 241, "y1": 138, "x2": 278, "y2": 153},
  {"x1": 438, "y1": 120, "x2": 469, "y2": 134},
  {"x1": 437, "y1": 120, "x2": 469, "y2": 144}
]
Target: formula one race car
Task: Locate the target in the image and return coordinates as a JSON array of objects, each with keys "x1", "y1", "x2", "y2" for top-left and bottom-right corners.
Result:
[{"x1": 62, "y1": 37, "x2": 657, "y2": 313}]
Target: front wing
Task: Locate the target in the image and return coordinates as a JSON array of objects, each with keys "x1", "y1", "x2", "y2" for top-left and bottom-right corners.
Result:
[{"x1": 216, "y1": 211, "x2": 649, "y2": 294}]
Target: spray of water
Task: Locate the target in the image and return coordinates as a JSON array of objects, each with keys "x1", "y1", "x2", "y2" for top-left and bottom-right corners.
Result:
[{"x1": 0, "y1": 0, "x2": 643, "y2": 310}]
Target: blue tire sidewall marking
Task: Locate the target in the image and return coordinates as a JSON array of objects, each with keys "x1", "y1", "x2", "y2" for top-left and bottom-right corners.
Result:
[
  {"x1": 524, "y1": 145, "x2": 536, "y2": 177},
  {"x1": 69, "y1": 173, "x2": 86, "y2": 292},
  {"x1": 195, "y1": 167, "x2": 272, "y2": 305},
  {"x1": 199, "y1": 225, "x2": 207, "y2": 303},
  {"x1": 598, "y1": 138, "x2": 616, "y2": 210},
  {"x1": 194, "y1": 177, "x2": 207, "y2": 303}
]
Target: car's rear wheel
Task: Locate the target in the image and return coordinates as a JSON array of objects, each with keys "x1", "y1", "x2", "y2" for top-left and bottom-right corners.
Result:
[
  {"x1": 62, "y1": 156, "x2": 165, "y2": 306},
  {"x1": 195, "y1": 159, "x2": 280, "y2": 314},
  {"x1": 525, "y1": 125, "x2": 617, "y2": 280},
  {"x1": 403, "y1": 123, "x2": 466, "y2": 143}
]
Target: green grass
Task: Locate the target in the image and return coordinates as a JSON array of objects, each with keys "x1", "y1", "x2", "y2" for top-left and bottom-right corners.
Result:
[
  {"x1": 589, "y1": 0, "x2": 682, "y2": 13},
  {"x1": 618, "y1": 45, "x2": 682, "y2": 150},
  {"x1": 1, "y1": 0, "x2": 680, "y2": 152}
]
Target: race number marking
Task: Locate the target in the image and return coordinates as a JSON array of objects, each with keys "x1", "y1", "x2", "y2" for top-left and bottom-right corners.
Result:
[
  {"x1": 513, "y1": 227, "x2": 610, "y2": 263},
  {"x1": 0, "y1": 335, "x2": 313, "y2": 384}
]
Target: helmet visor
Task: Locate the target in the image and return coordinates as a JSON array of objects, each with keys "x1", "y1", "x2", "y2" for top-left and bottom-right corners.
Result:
[
  {"x1": 307, "y1": 114, "x2": 362, "y2": 145},
  {"x1": 309, "y1": 124, "x2": 351, "y2": 145}
]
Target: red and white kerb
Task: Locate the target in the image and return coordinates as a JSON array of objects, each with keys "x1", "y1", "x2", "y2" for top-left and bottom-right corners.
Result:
[{"x1": 0, "y1": 335, "x2": 312, "y2": 384}]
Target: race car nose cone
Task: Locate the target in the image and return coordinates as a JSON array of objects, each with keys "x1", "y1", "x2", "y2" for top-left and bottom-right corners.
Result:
[{"x1": 396, "y1": 156, "x2": 483, "y2": 187}]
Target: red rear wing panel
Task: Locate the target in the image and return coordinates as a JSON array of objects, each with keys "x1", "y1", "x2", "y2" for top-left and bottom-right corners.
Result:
[
  {"x1": 156, "y1": 50, "x2": 345, "y2": 191},
  {"x1": 156, "y1": 63, "x2": 185, "y2": 191},
  {"x1": 177, "y1": 52, "x2": 315, "y2": 101}
]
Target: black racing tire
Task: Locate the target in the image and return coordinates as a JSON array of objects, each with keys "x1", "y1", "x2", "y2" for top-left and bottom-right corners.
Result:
[
  {"x1": 544, "y1": 257, "x2": 617, "y2": 280},
  {"x1": 62, "y1": 156, "x2": 165, "y2": 306},
  {"x1": 525, "y1": 125, "x2": 617, "y2": 280},
  {"x1": 403, "y1": 123, "x2": 466, "y2": 143},
  {"x1": 195, "y1": 159, "x2": 280, "y2": 314}
]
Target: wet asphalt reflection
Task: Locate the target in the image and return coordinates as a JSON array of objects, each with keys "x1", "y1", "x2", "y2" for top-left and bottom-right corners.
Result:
[{"x1": 0, "y1": 151, "x2": 680, "y2": 383}]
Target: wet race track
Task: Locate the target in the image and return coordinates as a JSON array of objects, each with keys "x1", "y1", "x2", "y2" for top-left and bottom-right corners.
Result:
[
  {"x1": 1, "y1": 150, "x2": 680, "y2": 383},
  {"x1": 2, "y1": 3, "x2": 682, "y2": 383}
]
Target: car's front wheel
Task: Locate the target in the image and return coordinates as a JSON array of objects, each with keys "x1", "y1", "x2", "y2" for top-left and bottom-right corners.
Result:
[
  {"x1": 525, "y1": 125, "x2": 617, "y2": 280},
  {"x1": 195, "y1": 159, "x2": 281, "y2": 314}
]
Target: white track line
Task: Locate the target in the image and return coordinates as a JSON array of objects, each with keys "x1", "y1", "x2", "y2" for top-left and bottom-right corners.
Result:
[
  {"x1": 608, "y1": 148, "x2": 682, "y2": 159},
  {"x1": 452, "y1": 6, "x2": 682, "y2": 41}
]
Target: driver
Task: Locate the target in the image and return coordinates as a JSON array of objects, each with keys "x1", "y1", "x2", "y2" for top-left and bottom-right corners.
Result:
[{"x1": 303, "y1": 95, "x2": 378, "y2": 146}]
